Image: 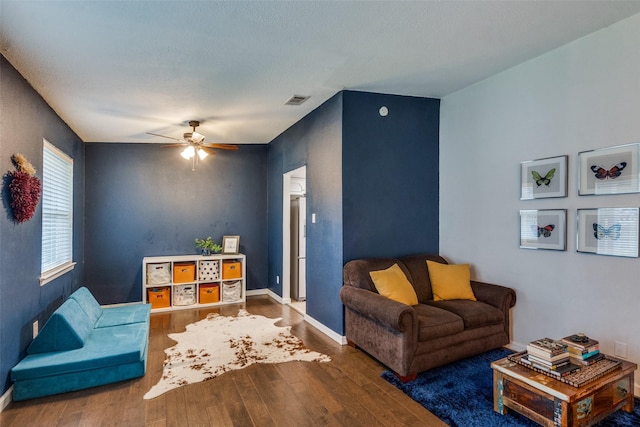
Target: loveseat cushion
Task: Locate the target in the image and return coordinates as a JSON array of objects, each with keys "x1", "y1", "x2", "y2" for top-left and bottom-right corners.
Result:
[
  {"x1": 425, "y1": 300, "x2": 504, "y2": 330},
  {"x1": 69, "y1": 286, "x2": 103, "y2": 324},
  {"x1": 27, "y1": 299, "x2": 94, "y2": 354},
  {"x1": 12, "y1": 322, "x2": 148, "y2": 381},
  {"x1": 398, "y1": 254, "x2": 447, "y2": 302},
  {"x1": 344, "y1": 258, "x2": 412, "y2": 293},
  {"x1": 414, "y1": 304, "x2": 464, "y2": 341}
]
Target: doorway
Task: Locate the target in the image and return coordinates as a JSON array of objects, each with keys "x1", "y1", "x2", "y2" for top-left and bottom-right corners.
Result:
[{"x1": 282, "y1": 166, "x2": 306, "y2": 315}]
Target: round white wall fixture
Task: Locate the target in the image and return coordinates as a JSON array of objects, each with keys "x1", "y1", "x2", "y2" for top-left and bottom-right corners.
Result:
[{"x1": 379, "y1": 106, "x2": 389, "y2": 117}]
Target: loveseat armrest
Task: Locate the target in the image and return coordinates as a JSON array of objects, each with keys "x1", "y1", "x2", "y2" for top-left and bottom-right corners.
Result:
[
  {"x1": 340, "y1": 286, "x2": 416, "y2": 332},
  {"x1": 471, "y1": 281, "x2": 516, "y2": 339},
  {"x1": 471, "y1": 281, "x2": 516, "y2": 312}
]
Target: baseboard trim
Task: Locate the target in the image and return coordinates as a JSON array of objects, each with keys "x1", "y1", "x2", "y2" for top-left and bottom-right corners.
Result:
[
  {"x1": 245, "y1": 289, "x2": 269, "y2": 297},
  {"x1": 505, "y1": 341, "x2": 526, "y2": 352},
  {"x1": 303, "y1": 313, "x2": 347, "y2": 346},
  {"x1": 0, "y1": 386, "x2": 13, "y2": 413},
  {"x1": 256, "y1": 292, "x2": 345, "y2": 345},
  {"x1": 261, "y1": 289, "x2": 291, "y2": 304}
]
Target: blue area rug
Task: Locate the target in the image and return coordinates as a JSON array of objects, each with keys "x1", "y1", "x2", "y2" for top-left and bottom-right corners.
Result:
[{"x1": 381, "y1": 348, "x2": 640, "y2": 427}]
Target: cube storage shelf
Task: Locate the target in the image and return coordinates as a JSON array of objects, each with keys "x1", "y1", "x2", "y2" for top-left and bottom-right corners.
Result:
[{"x1": 142, "y1": 254, "x2": 246, "y2": 312}]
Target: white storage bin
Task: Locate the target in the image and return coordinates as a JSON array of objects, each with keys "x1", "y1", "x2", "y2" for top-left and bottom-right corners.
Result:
[
  {"x1": 146, "y1": 263, "x2": 171, "y2": 285},
  {"x1": 173, "y1": 284, "x2": 196, "y2": 306},
  {"x1": 222, "y1": 281, "x2": 242, "y2": 302},
  {"x1": 198, "y1": 260, "x2": 220, "y2": 281}
]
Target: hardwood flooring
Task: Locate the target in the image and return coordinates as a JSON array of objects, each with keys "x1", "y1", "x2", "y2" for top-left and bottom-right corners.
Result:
[{"x1": 0, "y1": 296, "x2": 446, "y2": 427}]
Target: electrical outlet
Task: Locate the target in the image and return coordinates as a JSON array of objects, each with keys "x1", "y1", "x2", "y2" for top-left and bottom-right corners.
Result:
[
  {"x1": 32, "y1": 320, "x2": 39, "y2": 338},
  {"x1": 614, "y1": 341, "x2": 628, "y2": 359},
  {"x1": 276, "y1": 275, "x2": 280, "y2": 284}
]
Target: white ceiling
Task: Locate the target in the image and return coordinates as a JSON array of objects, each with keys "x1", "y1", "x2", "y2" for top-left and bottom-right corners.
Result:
[{"x1": 2, "y1": 1, "x2": 640, "y2": 145}]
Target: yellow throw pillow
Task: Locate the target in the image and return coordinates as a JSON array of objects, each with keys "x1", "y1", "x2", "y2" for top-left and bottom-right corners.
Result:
[
  {"x1": 369, "y1": 264, "x2": 418, "y2": 306},
  {"x1": 426, "y1": 260, "x2": 477, "y2": 301}
]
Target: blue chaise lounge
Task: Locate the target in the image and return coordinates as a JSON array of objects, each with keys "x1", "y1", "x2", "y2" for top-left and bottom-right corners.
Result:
[{"x1": 10, "y1": 287, "x2": 151, "y2": 401}]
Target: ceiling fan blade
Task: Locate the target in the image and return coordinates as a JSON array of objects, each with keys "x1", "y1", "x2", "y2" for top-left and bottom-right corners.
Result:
[
  {"x1": 204, "y1": 143, "x2": 239, "y2": 151},
  {"x1": 161, "y1": 143, "x2": 187, "y2": 148},
  {"x1": 200, "y1": 147, "x2": 216, "y2": 156},
  {"x1": 147, "y1": 132, "x2": 183, "y2": 142}
]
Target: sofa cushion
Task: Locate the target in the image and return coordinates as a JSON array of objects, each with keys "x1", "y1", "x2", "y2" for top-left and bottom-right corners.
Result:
[
  {"x1": 398, "y1": 254, "x2": 447, "y2": 302},
  {"x1": 414, "y1": 304, "x2": 464, "y2": 341},
  {"x1": 369, "y1": 264, "x2": 418, "y2": 306},
  {"x1": 96, "y1": 304, "x2": 151, "y2": 328},
  {"x1": 425, "y1": 300, "x2": 504, "y2": 330},
  {"x1": 27, "y1": 299, "x2": 94, "y2": 354},
  {"x1": 426, "y1": 261, "x2": 477, "y2": 301},
  {"x1": 12, "y1": 322, "x2": 149, "y2": 381},
  {"x1": 344, "y1": 258, "x2": 411, "y2": 293},
  {"x1": 69, "y1": 286, "x2": 103, "y2": 324}
]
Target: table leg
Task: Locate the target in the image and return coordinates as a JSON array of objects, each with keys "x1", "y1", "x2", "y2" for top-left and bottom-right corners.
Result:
[
  {"x1": 622, "y1": 373, "x2": 635, "y2": 413},
  {"x1": 493, "y1": 370, "x2": 507, "y2": 415}
]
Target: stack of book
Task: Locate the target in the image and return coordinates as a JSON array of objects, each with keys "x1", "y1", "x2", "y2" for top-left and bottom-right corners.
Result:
[
  {"x1": 561, "y1": 334, "x2": 604, "y2": 366},
  {"x1": 523, "y1": 337, "x2": 580, "y2": 378}
]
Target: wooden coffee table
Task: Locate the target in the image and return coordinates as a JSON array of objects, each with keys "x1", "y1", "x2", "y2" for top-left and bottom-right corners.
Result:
[{"x1": 492, "y1": 355, "x2": 636, "y2": 426}]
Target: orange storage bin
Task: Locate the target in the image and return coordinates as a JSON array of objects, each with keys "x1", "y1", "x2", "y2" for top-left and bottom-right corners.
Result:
[
  {"x1": 222, "y1": 261, "x2": 242, "y2": 279},
  {"x1": 173, "y1": 262, "x2": 196, "y2": 283},
  {"x1": 147, "y1": 287, "x2": 171, "y2": 309},
  {"x1": 199, "y1": 283, "x2": 220, "y2": 304}
]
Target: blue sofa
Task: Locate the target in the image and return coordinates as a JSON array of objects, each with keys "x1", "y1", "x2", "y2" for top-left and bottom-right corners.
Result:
[{"x1": 11, "y1": 287, "x2": 151, "y2": 401}]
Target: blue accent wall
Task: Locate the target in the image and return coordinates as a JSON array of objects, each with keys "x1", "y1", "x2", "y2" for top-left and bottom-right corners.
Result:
[
  {"x1": 0, "y1": 55, "x2": 85, "y2": 394},
  {"x1": 268, "y1": 93, "x2": 344, "y2": 334},
  {"x1": 84, "y1": 143, "x2": 268, "y2": 304},
  {"x1": 267, "y1": 90, "x2": 439, "y2": 336},
  {"x1": 342, "y1": 91, "x2": 440, "y2": 261}
]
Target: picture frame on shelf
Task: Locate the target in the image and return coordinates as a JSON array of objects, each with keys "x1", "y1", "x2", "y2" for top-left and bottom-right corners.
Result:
[
  {"x1": 520, "y1": 209, "x2": 567, "y2": 251},
  {"x1": 576, "y1": 208, "x2": 639, "y2": 257},
  {"x1": 520, "y1": 155, "x2": 568, "y2": 200},
  {"x1": 578, "y1": 143, "x2": 640, "y2": 196},
  {"x1": 222, "y1": 235, "x2": 240, "y2": 254}
]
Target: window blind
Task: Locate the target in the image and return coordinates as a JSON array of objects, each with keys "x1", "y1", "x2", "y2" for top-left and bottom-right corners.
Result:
[{"x1": 41, "y1": 139, "x2": 74, "y2": 282}]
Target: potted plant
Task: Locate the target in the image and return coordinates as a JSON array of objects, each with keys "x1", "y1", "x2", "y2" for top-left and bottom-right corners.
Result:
[{"x1": 195, "y1": 237, "x2": 222, "y2": 256}]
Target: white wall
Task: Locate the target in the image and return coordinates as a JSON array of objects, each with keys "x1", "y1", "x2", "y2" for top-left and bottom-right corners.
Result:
[{"x1": 440, "y1": 13, "x2": 640, "y2": 391}]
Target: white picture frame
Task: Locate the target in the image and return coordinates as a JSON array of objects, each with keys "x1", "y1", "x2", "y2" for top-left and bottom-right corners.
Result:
[
  {"x1": 520, "y1": 155, "x2": 568, "y2": 200},
  {"x1": 578, "y1": 143, "x2": 640, "y2": 196},
  {"x1": 520, "y1": 209, "x2": 567, "y2": 251},
  {"x1": 222, "y1": 235, "x2": 240, "y2": 254},
  {"x1": 577, "y1": 208, "x2": 639, "y2": 257}
]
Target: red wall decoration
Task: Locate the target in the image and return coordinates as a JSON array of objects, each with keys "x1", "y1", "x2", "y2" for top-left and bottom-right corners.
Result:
[{"x1": 6, "y1": 153, "x2": 41, "y2": 223}]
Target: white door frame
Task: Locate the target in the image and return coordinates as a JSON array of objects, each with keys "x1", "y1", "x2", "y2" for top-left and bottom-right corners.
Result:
[
  {"x1": 282, "y1": 166, "x2": 306, "y2": 304},
  {"x1": 282, "y1": 171, "x2": 293, "y2": 304}
]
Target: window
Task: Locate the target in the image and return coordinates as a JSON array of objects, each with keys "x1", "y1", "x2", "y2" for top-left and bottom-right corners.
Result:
[{"x1": 40, "y1": 139, "x2": 75, "y2": 285}]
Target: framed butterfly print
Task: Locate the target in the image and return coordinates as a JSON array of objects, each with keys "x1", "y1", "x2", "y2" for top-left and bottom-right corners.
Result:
[
  {"x1": 520, "y1": 209, "x2": 566, "y2": 251},
  {"x1": 520, "y1": 155, "x2": 568, "y2": 200},
  {"x1": 577, "y1": 208, "x2": 639, "y2": 257},
  {"x1": 578, "y1": 143, "x2": 640, "y2": 196}
]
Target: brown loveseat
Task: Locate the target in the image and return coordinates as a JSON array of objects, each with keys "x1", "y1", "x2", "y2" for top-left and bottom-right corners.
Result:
[{"x1": 340, "y1": 254, "x2": 516, "y2": 381}]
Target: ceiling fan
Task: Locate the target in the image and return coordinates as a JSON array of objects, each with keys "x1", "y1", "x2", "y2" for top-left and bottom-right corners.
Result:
[{"x1": 147, "y1": 120, "x2": 238, "y2": 170}]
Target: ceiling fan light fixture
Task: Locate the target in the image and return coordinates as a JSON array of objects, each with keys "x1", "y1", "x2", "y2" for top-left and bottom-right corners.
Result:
[
  {"x1": 191, "y1": 132, "x2": 205, "y2": 143},
  {"x1": 197, "y1": 148, "x2": 208, "y2": 160},
  {"x1": 181, "y1": 145, "x2": 195, "y2": 159}
]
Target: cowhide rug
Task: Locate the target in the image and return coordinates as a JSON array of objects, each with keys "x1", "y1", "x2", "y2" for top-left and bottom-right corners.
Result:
[{"x1": 144, "y1": 309, "x2": 331, "y2": 399}]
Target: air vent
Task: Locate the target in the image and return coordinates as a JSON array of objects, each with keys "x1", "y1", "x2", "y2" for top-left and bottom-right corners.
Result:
[{"x1": 285, "y1": 94, "x2": 310, "y2": 106}]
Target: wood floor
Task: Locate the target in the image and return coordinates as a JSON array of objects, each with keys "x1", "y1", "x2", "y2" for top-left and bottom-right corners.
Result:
[{"x1": 0, "y1": 296, "x2": 447, "y2": 427}]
